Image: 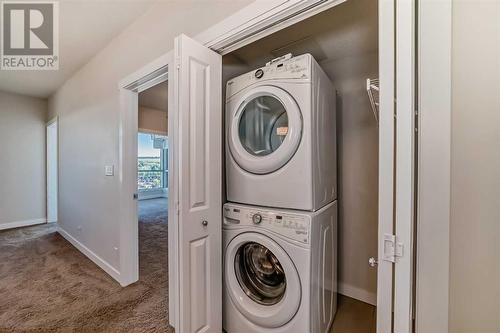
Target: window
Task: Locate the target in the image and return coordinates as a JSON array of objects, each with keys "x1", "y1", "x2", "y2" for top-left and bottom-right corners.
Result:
[{"x1": 138, "y1": 132, "x2": 168, "y2": 191}]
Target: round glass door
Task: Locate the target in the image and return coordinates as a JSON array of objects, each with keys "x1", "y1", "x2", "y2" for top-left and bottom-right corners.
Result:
[
  {"x1": 234, "y1": 242, "x2": 286, "y2": 306},
  {"x1": 238, "y1": 96, "x2": 289, "y2": 157},
  {"x1": 228, "y1": 86, "x2": 302, "y2": 175},
  {"x1": 225, "y1": 232, "x2": 301, "y2": 328}
]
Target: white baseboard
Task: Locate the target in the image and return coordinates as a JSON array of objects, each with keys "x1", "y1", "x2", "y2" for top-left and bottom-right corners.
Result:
[
  {"x1": 0, "y1": 218, "x2": 46, "y2": 231},
  {"x1": 338, "y1": 282, "x2": 377, "y2": 306},
  {"x1": 57, "y1": 226, "x2": 123, "y2": 285}
]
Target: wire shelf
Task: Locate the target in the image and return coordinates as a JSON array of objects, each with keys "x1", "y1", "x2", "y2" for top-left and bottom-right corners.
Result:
[{"x1": 366, "y1": 78, "x2": 379, "y2": 124}]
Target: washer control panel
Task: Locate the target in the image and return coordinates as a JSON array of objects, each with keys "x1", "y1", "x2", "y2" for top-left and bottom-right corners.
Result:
[
  {"x1": 226, "y1": 53, "x2": 312, "y2": 99},
  {"x1": 223, "y1": 204, "x2": 311, "y2": 244}
]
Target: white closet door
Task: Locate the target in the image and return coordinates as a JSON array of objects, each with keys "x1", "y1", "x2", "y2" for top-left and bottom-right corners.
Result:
[
  {"x1": 394, "y1": 0, "x2": 417, "y2": 332},
  {"x1": 172, "y1": 33, "x2": 222, "y2": 333},
  {"x1": 378, "y1": 0, "x2": 417, "y2": 332},
  {"x1": 377, "y1": 0, "x2": 396, "y2": 331}
]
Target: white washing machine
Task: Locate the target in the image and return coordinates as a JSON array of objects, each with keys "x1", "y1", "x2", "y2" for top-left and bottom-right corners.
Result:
[
  {"x1": 222, "y1": 201, "x2": 337, "y2": 333},
  {"x1": 225, "y1": 53, "x2": 337, "y2": 211}
]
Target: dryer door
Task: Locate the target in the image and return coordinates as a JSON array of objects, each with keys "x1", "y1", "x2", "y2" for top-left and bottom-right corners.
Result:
[
  {"x1": 225, "y1": 232, "x2": 301, "y2": 328},
  {"x1": 228, "y1": 85, "x2": 302, "y2": 174}
]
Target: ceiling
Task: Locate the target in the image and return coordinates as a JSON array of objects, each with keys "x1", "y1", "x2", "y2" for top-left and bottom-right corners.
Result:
[
  {"x1": 0, "y1": 0, "x2": 157, "y2": 98},
  {"x1": 139, "y1": 81, "x2": 168, "y2": 112}
]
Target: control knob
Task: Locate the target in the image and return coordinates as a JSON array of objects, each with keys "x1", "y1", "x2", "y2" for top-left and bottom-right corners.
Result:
[
  {"x1": 252, "y1": 213, "x2": 262, "y2": 224},
  {"x1": 254, "y1": 69, "x2": 264, "y2": 79}
]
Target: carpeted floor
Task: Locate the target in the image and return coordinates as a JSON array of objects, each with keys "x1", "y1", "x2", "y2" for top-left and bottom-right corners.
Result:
[
  {"x1": 138, "y1": 198, "x2": 168, "y2": 224},
  {"x1": 0, "y1": 199, "x2": 172, "y2": 333}
]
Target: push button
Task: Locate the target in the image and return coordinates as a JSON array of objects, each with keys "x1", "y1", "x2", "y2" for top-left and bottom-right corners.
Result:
[{"x1": 254, "y1": 69, "x2": 264, "y2": 79}]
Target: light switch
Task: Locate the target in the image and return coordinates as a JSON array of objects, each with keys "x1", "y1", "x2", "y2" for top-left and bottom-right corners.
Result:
[{"x1": 105, "y1": 165, "x2": 114, "y2": 176}]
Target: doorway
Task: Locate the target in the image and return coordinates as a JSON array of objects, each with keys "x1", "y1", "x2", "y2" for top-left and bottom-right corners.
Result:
[
  {"x1": 46, "y1": 118, "x2": 58, "y2": 224},
  {"x1": 134, "y1": 81, "x2": 173, "y2": 331},
  {"x1": 137, "y1": 80, "x2": 169, "y2": 233},
  {"x1": 136, "y1": 81, "x2": 169, "y2": 268}
]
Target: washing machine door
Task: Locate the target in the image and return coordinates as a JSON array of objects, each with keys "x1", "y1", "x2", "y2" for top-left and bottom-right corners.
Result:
[
  {"x1": 228, "y1": 85, "x2": 302, "y2": 174},
  {"x1": 225, "y1": 232, "x2": 301, "y2": 328}
]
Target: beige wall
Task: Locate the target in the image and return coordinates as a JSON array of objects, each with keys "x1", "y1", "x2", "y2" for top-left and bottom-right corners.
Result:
[
  {"x1": 0, "y1": 91, "x2": 47, "y2": 227},
  {"x1": 48, "y1": 1, "x2": 252, "y2": 272},
  {"x1": 138, "y1": 107, "x2": 167, "y2": 134},
  {"x1": 450, "y1": 1, "x2": 500, "y2": 332}
]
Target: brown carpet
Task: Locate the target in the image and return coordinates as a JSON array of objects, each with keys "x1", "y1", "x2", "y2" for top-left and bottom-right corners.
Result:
[{"x1": 0, "y1": 214, "x2": 172, "y2": 332}]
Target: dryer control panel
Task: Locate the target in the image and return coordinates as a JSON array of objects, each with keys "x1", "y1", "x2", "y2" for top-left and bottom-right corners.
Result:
[
  {"x1": 223, "y1": 203, "x2": 311, "y2": 244},
  {"x1": 226, "y1": 53, "x2": 312, "y2": 99}
]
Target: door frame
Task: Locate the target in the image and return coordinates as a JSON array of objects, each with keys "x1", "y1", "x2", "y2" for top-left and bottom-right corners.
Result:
[
  {"x1": 196, "y1": 0, "x2": 347, "y2": 54},
  {"x1": 46, "y1": 116, "x2": 59, "y2": 224},
  {"x1": 118, "y1": 0, "x2": 426, "y2": 331},
  {"x1": 118, "y1": 53, "x2": 172, "y2": 290}
]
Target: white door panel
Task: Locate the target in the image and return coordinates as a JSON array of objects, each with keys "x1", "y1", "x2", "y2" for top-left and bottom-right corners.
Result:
[
  {"x1": 378, "y1": 1, "x2": 417, "y2": 332},
  {"x1": 378, "y1": 0, "x2": 396, "y2": 331},
  {"x1": 173, "y1": 34, "x2": 222, "y2": 333},
  {"x1": 395, "y1": 0, "x2": 416, "y2": 332}
]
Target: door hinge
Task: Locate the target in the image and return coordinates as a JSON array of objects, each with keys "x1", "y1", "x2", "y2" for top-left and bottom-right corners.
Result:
[{"x1": 383, "y1": 233, "x2": 404, "y2": 263}]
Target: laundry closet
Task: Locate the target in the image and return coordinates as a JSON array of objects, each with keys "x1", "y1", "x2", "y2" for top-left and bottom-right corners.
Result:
[{"x1": 221, "y1": 0, "x2": 379, "y2": 331}]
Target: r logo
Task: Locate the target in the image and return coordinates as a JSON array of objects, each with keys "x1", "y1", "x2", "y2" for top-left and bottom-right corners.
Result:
[
  {"x1": 1, "y1": 1, "x2": 58, "y2": 69},
  {"x1": 3, "y1": 3, "x2": 53, "y2": 55}
]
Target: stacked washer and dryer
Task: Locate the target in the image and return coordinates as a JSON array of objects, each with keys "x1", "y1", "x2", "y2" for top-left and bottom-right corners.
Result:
[{"x1": 223, "y1": 53, "x2": 339, "y2": 333}]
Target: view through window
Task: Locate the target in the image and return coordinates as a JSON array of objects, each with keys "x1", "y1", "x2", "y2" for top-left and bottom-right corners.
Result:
[{"x1": 138, "y1": 132, "x2": 168, "y2": 191}]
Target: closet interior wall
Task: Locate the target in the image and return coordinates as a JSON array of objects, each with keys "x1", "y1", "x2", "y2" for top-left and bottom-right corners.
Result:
[{"x1": 222, "y1": 0, "x2": 379, "y2": 304}]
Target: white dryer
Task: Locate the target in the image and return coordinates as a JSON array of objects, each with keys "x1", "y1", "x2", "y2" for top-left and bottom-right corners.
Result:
[
  {"x1": 225, "y1": 53, "x2": 337, "y2": 211},
  {"x1": 222, "y1": 201, "x2": 338, "y2": 333}
]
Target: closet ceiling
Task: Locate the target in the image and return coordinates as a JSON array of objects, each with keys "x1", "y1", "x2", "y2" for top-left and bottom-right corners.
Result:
[
  {"x1": 139, "y1": 82, "x2": 168, "y2": 112},
  {"x1": 230, "y1": 0, "x2": 378, "y2": 69}
]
